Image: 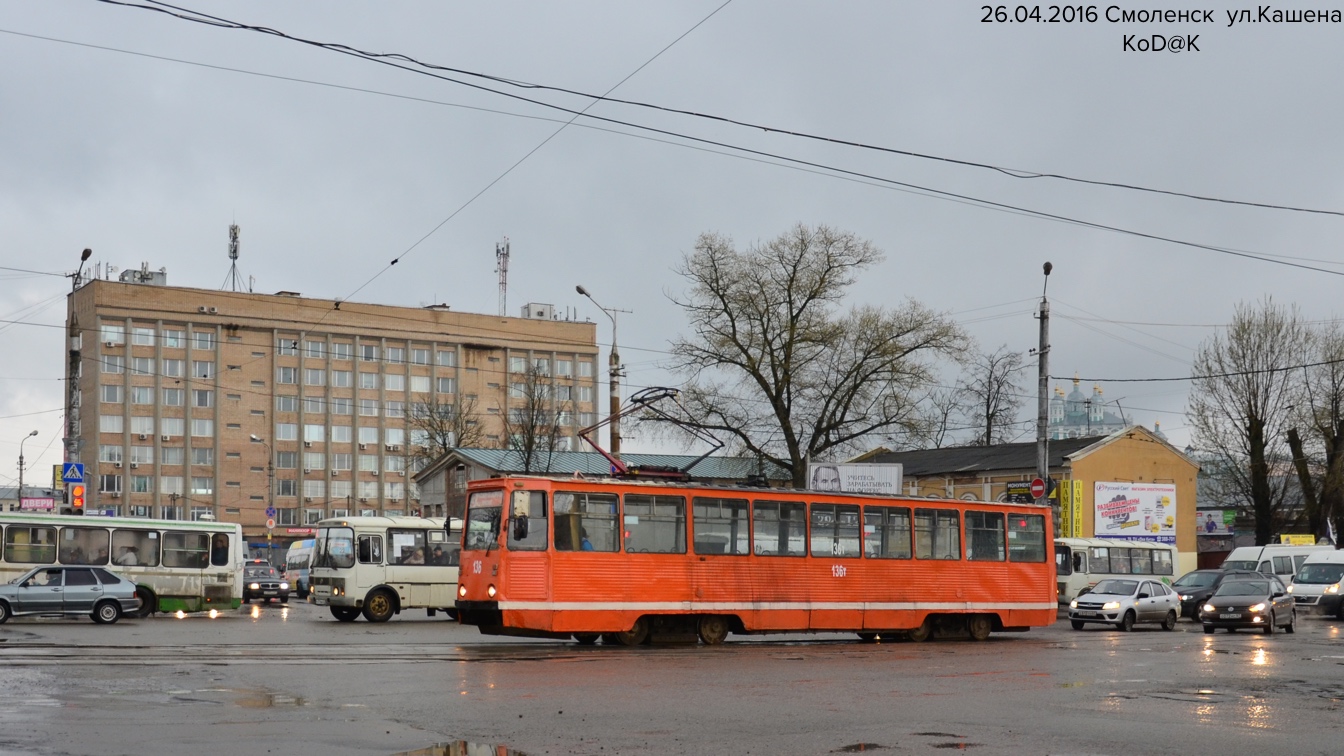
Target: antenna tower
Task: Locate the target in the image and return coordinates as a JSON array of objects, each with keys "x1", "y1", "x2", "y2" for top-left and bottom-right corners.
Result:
[
  {"x1": 495, "y1": 237, "x2": 510, "y2": 316},
  {"x1": 223, "y1": 224, "x2": 245, "y2": 292}
]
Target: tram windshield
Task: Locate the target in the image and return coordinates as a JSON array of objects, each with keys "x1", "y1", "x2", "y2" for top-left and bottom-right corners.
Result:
[{"x1": 465, "y1": 490, "x2": 504, "y2": 551}]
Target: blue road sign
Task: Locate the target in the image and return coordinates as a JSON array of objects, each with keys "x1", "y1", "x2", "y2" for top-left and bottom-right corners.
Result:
[
  {"x1": 62, "y1": 463, "x2": 85, "y2": 483},
  {"x1": 265, "y1": 506, "x2": 277, "y2": 518}
]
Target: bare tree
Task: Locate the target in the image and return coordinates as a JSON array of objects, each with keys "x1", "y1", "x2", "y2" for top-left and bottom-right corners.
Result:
[
  {"x1": 1285, "y1": 323, "x2": 1344, "y2": 542},
  {"x1": 665, "y1": 223, "x2": 969, "y2": 487},
  {"x1": 503, "y1": 362, "x2": 569, "y2": 473},
  {"x1": 956, "y1": 345, "x2": 1028, "y2": 446},
  {"x1": 407, "y1": 394, "x2": 487, "y2": 465},
  {"x1": 1188, "y1": 299, "x2": 1308, "y2": 545}
]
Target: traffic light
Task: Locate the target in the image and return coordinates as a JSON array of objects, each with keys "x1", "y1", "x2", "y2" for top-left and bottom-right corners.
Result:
[{"x1": 71, "y1": 484, "x2": 85, "y2": 513}]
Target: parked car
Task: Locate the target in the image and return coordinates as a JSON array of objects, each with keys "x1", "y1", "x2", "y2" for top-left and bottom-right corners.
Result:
[
  {"x1": 242, "y1": 565, "x2": 290, "y2": 604},
  {"x1": 1068, "y1": 577, "x2": 1180, "y2": 631},
  {"x1": 0, "y1": 565, "x2": 141, "y2": 624},
  {"x1": 1287, "y1": 551, "x2": 1344, "y2": 619},
  {"x1": 1172, "y1": 569, "x2": 1264, "y2": 620},
  {"x1": 1198, "y1": 576, "x2": 1295, "y2": 634}
]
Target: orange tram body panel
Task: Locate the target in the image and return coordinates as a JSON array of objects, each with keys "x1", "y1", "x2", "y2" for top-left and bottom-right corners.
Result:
[{"x1": 454, "y1": 476, "x2": 1057, "y2": 645}]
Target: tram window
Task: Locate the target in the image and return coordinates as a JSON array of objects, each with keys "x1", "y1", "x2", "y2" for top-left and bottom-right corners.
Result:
[
  {"x1": 965, "y1": 511, "x2": 1005, "y2": 561},
  {"x1": 507, "y1": 490, "x2": 549, "y2": 552},
  {"x1": 914, "y1": 509, "x2": 960, "y2": 560},
  {"x1": 691, "y1": 497, "x2": 749, "y2": 555},
  {"x1": 624, "y1": 494, "x2": 687, "y2": 554},
  {"x1": 357, "y1": 534, "x2": 382, "y2": 564},
  {"x1": 752, "y1": 500, "x2": 806, "y2": 557},
  {"x1": 1009, "y1": 515, "x2": 1046, "y2": 562},
  {"x1": 163, "y1": 532, "x2": 209, "y2": 568},
  {"x1": 809, "y1": 504, "x2": 861, "y2": 558},
  {"x1": 1130, "y1": 548, "x2": 1153, "y2": 574},
  {"x1": 554, "y1": 491, "x2": 619, "y2": 552},
  {"x1": 59, "y1": 526, "x2": 110, "y2": 565},
  {"x1": 465, "y1": 490, "x2": 503, "y2": 551},
  {"x1": 1152, "y1": 549, "x2": 1173, "y2": 575},
  {"x1": 863, "y1": 506, "x2": 911, "y2": 559},
  {"x1": 4, "y1": 526, "x2": 56, "y2": 564},
  {"x1": 112, "y1": 530, "x2": 160, "y2": 567}
]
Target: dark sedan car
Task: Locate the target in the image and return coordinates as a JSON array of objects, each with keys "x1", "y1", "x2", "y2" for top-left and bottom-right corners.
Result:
[
  {"x1": 1198, "y1": 577, "x2": 1295, "y2": 634},
  {"x1": 1172, "y1": 569, "x2": 1265, "y2": 620},
  {"x1": 243, "y1": 565, "x2": 290, "y2": 604},
  {"x1": 0, "y1": 566, "x2": 141, "y2": 624}
]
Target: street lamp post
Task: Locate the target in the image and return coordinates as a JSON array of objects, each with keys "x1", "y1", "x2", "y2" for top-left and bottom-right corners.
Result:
[
  {"x1": 576, "y1": 286, "x2": 628, "y2": 458},
  {"x1": 250, "y1": 435, "x2": 274, "y2": 563},
  {"x1": 17, "y1": 430, "x2": 38, "y2": 506}
]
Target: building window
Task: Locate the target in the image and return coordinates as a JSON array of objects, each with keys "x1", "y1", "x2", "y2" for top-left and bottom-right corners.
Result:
[
  {"x1": 556, "y1": 358, "x2": 573, "y2": 377},
  {"x1": 190, "y1": 477, "x2": 213, "y2": 495},
  {"x1": 556, "y1": 385, "x2": 572, "y2": 401},
  {"x1": 190, "y1": 419, "x2": 214, "y2": 437},
  {"x1": 276, "y1": 479, "x2": 297, "y2": 497},
  {"x1": 411, "y1": 348, "x2": 430, "y2": 365},
  {"x1": 330, "y1": 426, "x2": 352, "y2": 443},
  {"x1": 358, "y1": 427, "x2": 378, "y2": 445},
  {"x1": 385, "y1": 401, "x2": 405, "y2": 418},
  {"x1": 161, "y1": 359, "x2": 184, "y2": 378},
  {"x1": 100, "y1": 323, "x2": 125, "y2": 345},
  {"x1": 132, "y1": 327, "x2": 155, "y2": 346},
  {"x1": 162, "y1": 388, "x2": 184, "y2": 406},
  {"x1": 305, "y1": 340, "x2": 325, "y2": 359},
  {"x1": 532, "y1": 357, "x2": 550, "y2": 375},
  {"x1": 358, "y1": 454, "x2": 378, "y2": 472},
  {"x1": 160, "y1": 418, "x2": 184, "y2": 436},
  {"x1": 102, "y1": 355, "x2": 125, "y2": 374},
  {"x1": 359, "y1": 399, "x2": 379, "y2": 417},
  {"x1": 130, "y1": 386, "x2": 153, "y2": 404},
  {"x1": 303, "y1": 480, "x2": 326, "y2": 499},
  {"x1": 276, "y1": 395, "x2": 297, "y2": 413},
  {"x1": 384, "y1": 374, "x2": 405, "y2": 392},
  {"x1": 276, "y1": 451, "x2": 298, "y2": 469},
  {"x1": 130, "y1": 416, "x2": 154, "y2": 436},
  {"x1": 160, "y1": 447, "x2": 183, "y2": 465},
  {"x1": 331, "y1": 453, "x2": 352, "y2": 471},
  {"x1": 100, "y1": 474, "x2": 123, "y2": 493},
  {"x1": 329, "y1": 398, "x2": 352, "y2": 415},
  {"x1": 160, "y1": 476, "x2": 184, "y2": 495},
  {"x1": 277, "y1": 338, "x2": 298, "y2": 356},
  {"x1": 131, "y1": 475, "x2": 153, "y2": 494},
  {"x1": 277, "y1": 367, "x2": 297, "y2": 384},
  {"x1": 303, "y1": 452, "x2": 325, "y2": 470},
  {"x1": 162, "y1": 330, "x2": 185, "y2": 349},
  {"x1": 331, "y1": 343, "x2": 353, "y2": 361},
  {"x1": 192, "y1": 361, "x2": 213, "y2": 379},
  {"x1": 101, "y1": 384, "x2": 123, "y2": 403},
  {"x1": 358, "y1": 480, "x2": 379, "y2": 498},
  {"x1": 275, "y1": 423, "x2": 298, "y2": 441},
  {"x1": 385, "y1": 428, "x2": 405, "y2": 446},
  {"x1": 360, "y1": 344, "x2": 378, "y2": 362},
  {"x1": 304, "y1": 369, "x2": 325, "y2": 387},
  {"x1": 509, "y1": 356, "x2": 527, "y2": 374},
  {"x1": 331, "y1": 370, "x2": 352, "y2": 388},
  {"x1": 436, "y1": 377, "x2": 456, "y2": 394},
  {"x1": 193, "y1": 332, "x2": 214, "y2": 350},
  {"x1": 277, "y1": 508, "x2": 298, "y2": 526},
  {"x1": 130, "y1": 446, "x2": 154, "y2": 465},
  {"x1": 304, "y1": 396, "x2": 325, "y2": 414},
  {"x1": 304, "y1": 508, "x2": 324, "y2": 525},
  {"x1": 193, "y1": 389, "x2": 213, "y2": 408},
  {"x1": 386, "y1": 347, "x2": 405, "y2": 364},
  {"x1": 191, "y1": 448, "x2": 214, "y2": 466},
  {"x1": 131, "y1": 357, "x2": 153, "y2": 375},
  {"x1": 578, "y1": 360, "x2": 594, "y2": 378},
  {"x1": 330, "y1": 480, "x2": 351, "y2": 499},
  {"x1": 436, "y1": 349, "x2": 457, "y2": 367},
  {"x1": 99, "y1": 445, "x2": 124, "y2": 463},
  {"x1": 357, "y1": 372, "x2": 378, "y2": 390}
]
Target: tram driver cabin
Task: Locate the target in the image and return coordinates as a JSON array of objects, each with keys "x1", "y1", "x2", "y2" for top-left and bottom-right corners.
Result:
[{"x1": 455, "y1": 476, "x2": 1057, "y2": 645}]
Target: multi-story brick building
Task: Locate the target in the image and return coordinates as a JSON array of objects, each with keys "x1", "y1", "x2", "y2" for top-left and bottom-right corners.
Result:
[{"x1": 65, "y1": 272, "x2": 599, "y2": 543}]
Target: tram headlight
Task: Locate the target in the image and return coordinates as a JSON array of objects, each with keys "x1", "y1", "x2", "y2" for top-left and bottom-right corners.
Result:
[
  {"x1": 487, "y1": 584, "x2": 497, "y2": 598},
  {"x1": 458, "y1": 584, "x2": 467, "y2": 598}
]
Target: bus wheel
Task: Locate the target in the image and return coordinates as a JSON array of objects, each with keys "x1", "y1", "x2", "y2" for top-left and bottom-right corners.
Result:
[
  {"x1": 697, "y1": 615, "x2": 730, "y2": 646},
  {"x1": 573, "y1": 633, "x2": 599, "y2": 645},
  {"x1": 967, "y1": 614, "x2": 992, "y2": 642},
  {"x1": 330, "y1": 607, "x2": 360, "y2": 622},
  {"x1": 907, "y1": 617, "x2": 932, "y2": 642},
  {"x1": 362, "y1": 590, "x2": 396, "y2": 623},
  {"x1": 134, "y1": 588, "x2": 156, "y2": 618},
  {"x1": 611, "y1": 617, "x2": 649, "y2": 646}
]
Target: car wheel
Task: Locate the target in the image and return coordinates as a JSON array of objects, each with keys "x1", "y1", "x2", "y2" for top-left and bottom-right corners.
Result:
[
  {"x1": 1203, "y1": 625, "x2": 1215, "y2": 634},
  {"x1": 1070, "y1": 620, "x2": 1086, "y2": 630},
  {"x1": 1162, "y1": 610, "x2": 1178, "y2": 631},
  {"x1": 1285, "y1": 609, "x2": 1296, "y2": 634},
  {"x1": 0, "y1": 601, "x2": 10, "y2": 624},
  {"x1": 1263, "y1": 612, "x2": 1275, "y2": 635},
  {"x1": 92, "y1": 600, "x2": 122, "y2": 625},
  {"x1": 1118, "y1": 610, "x2": 1135, "y2": 632},
  {"x1": 330, "y1": 607, "x2": 360, "y2": 622},
  {"x1": 362, "y1": 589, "x2": 396, "y2": 623}
]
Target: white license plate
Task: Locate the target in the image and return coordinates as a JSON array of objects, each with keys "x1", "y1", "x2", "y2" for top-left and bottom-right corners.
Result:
[
  {"x1": 1078, "y1": 611, "x2": 1098, "y2": 617},
  {"x1": 1219, "y1": 613, "x2": 1241, "y2": 619},
  {"x1": 314, "y1": 597, "x2": 327, "y2": 605}
]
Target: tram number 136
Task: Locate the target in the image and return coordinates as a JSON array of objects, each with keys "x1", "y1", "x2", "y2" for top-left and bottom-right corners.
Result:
[{"x1": 831, "y1": 564, "x2": 847, "y2": 578}]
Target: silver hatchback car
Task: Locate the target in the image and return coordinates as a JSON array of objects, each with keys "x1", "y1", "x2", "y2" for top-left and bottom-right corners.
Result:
[
  {"x1": 0, "y1": 565, "x2": 142, "y2": 624},
  {"x1": 1069, "y1": 577, "x2": 1180, "y2": 631}
]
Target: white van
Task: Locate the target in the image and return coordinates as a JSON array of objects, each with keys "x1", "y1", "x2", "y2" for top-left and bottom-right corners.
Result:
[
  {"x1": 1286, "y1": 550, "x2": 1344, "y2": 619},
  {"x1": 1221, "y1": 544, "x2": 1335, "y2": 584}
]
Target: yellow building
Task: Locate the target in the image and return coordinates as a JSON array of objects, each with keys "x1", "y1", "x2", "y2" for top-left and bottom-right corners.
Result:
[
  {"x1": 856, "y1": 425, "x2": 1200, "y2": 574},
  {"x1": 66, "y1": 274, "x2": 599, "y2": 543}
]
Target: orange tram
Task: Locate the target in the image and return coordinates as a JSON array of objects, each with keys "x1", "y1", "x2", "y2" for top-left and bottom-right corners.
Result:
[{"x1": 454, "y1": 475, "x2": 1057, "y2": 645}]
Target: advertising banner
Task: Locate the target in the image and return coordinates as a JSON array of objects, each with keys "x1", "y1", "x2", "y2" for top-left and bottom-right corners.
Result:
[
  {"x1": 1198, "y1": 509, "x2": 1236, "y2": 536},
  {"x1": 1070, "y1": 480, "x2": 1084, "y2": 538},
  {"x1": 19, "y1": 497, "x2": 56, "y2": 511},
  {"x1": 1094, "y1": 481, "x2": 1176, "y2": 544},
  {"x1": 807, "y1": 463, "x2": 903, "y2": 495}
]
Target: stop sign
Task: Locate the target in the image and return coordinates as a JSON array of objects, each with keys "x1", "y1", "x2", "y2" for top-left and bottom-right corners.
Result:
[{"x1": 1029, "y1": 478, "x2": 1047, "y2": 498}]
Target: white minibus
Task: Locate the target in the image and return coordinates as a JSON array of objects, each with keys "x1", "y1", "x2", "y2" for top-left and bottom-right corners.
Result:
[
  {"x1": 1054, "y1": 537, "x2": 1178, "y2": 603},
  {"x1": 1220, "y1": 544, "x2": 1334, "y2": 584}
]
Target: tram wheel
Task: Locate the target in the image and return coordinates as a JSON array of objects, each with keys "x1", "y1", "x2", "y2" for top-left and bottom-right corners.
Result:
[
  {"x1": 697, "y1": 615, "x2": 730, "y2": 646},
  {"x1": 857, "y1": 632, "x2": 879, "y2": 642},
  {"x1": 362, "y1": 589, "x2": 396, "y2": 623},
  {"x1": 573, "y1": 633, "x2": 599, "y2": 645},
  {"x1": 330, "y1": 606, "x2": 360, "y2": 622},
  {"x1": 907, "y1": 616, "x2": 932, "y2": 642},
  {"x1": 610, "y1": 617, "x2": 650, "y2": 646},
  {"x1": 967, "y1": 614, "x2": 992, "y2": 642}
]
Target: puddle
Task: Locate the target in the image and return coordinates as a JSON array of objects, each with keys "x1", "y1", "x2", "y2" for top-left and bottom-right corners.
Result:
[
  {"x1": 912, "y1": 732, "x2": 963, "y2": 738},
  {"x1": 833, "y1": 744, "x2": 887, "y2": 753},
  {"x1": 931, "y1": 744, "x2": 982, "y2": 750},
  {"x1": 393, "y1": 742, "x2": 529, "y2": 756},
  {"x1": 234, "y1": 691, "x2": 307, "y2": 708}
]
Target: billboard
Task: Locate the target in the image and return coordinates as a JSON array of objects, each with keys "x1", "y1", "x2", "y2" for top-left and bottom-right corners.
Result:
[
  {"x1": 19, "y1": 497, "x2": 56, "y2": 511},
  {"x1": 1094, "y1": 481, "x2": 1176, "y2": 544},
  {"x1": 807, "y1": 463, "x2": 903, "y2": 495},
  {"x1": 1198, "y1": 509, "x2": 1236, "y2": 536}
]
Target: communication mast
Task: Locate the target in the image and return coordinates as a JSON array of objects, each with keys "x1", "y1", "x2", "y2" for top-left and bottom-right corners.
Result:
[
  {"x1": 223, "y1": 224, "x2": 246, "y2": 292},
  {"x1": 495, "y1": 237, "x2": 510, "y2": 317}
]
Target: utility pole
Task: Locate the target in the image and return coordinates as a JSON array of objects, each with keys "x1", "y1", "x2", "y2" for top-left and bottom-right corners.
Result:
[
  {"x1": 576, "y1": 286, "x2": 630, "y2": 458},
  {"x1": 66, "y1": 249, "x2": 92, "y2": 482},
  {"x1": 1036, "y1": 262, "x2": 1054, "y2": 532},
  {"x1": 17, "y1": 430, "x2": 37, "y2": 503}
]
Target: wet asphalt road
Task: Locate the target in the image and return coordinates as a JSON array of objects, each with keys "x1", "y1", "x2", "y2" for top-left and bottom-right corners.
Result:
[{"x1": 2, "y1": 601, "x2": 1344, "y2": 756}]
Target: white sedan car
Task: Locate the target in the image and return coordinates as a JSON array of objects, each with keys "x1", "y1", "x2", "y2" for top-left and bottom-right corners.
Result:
[{"x1": 1068, "y1": 577, "x2": 1180, "y2": 631}]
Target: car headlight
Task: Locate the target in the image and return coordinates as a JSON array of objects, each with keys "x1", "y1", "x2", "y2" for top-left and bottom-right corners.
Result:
[
  {"x1": 1179, "y1": 594, "x2": 1192, "y2": 601},
  {"x1": 1203, "y1": 604, "x2": 1216, "y2": 613},
  {"x1": 249, "y1": 582, "x2": 260, "y2": 590},
  {"x1": 280, "y1": 582, "x2": 289, "y2": 590},
  {"x1": 1069, "y1": 599, "x2": 1078, "y2": 609},
  {"x1": 1102, "y1": 601, "x2": 1121, "y2": 610},
  {"x1": 1249, "y1": 603, "x2": 1266, "y2": 613},
  {"x1": 1326, "y1": 583, "x2": 1340, "y2": 595},
  {"x1": 1286, "y1": 585, "x2": 1294, "y2": 594}
]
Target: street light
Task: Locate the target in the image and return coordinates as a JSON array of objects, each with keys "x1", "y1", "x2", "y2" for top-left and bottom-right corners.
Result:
[
  {"x1": 576, "y1": 285, "x2": 626, "y2": 457},
  {"x1": 250, "y1": 435, "x2": 275, "y2": 563},
  {"x1": 17, "y1": 430, "x2": 38, "y2": 505}
]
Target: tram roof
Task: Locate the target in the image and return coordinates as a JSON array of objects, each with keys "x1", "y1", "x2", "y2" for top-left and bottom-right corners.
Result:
[{"x1": 439, "y1": 448, "x2": 791, "y2": 482}]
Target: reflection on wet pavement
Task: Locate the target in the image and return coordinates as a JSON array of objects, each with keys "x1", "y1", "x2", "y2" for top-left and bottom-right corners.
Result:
[{"x1": 393, "y1": 742, "x2": 529, "y2": 756}]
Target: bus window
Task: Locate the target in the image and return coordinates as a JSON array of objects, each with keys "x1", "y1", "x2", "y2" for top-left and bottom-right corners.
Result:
[
  {"x1": 1152, "y1": 549, "x2": 1172, "y2": 575},
  {"x1": 864, "y1": 506, "x2": 912, "y2": 559},
  {"x1": 1273, "y1": 556, "x2": 1293, "y2": 576},
  {"x1": 163, "y1": 532, "x2": 209, "y2": 568},
  {"x1": 555, "y1": 492, "x2": 619, "y2": 552},
  {"x1": 809, "y1": 504, "x2": 861, "y2": 558},
  {"x1": 1130, "y1": 549, "x2": 1153, "y2": 574},
  {"x1": 1009, "y1": 515, "x2": 1046, "y2": 562},
  {"x1": 965, "y1": 511, "x2": 1005, "y2": 562},
  {"x1": 507, "y1": 490, "x2": 549, "y2": 551},
  {"x1": 59, "y1": 527, "x2": 110, "y2": 565},
  {"x1": 389, "y1": 530, "x2": 427, "y2": 564},
  {"x1": 624, "y1": 494, "x2": 687, "y2": 554},
  {"x1": 751, "y1": 500, "x2": 805, "y2": 557},
  {"x1": 691, "y1": 497, "x2": 749, "y2": 555},
  {"x1": 1074, "y1": 553, "x2": 1087, "y2": 572},
  {"x1": 464, "y1": 490, "x2": 504, "y2": 551},
  {"x1": 210, "y1": 534, "x2": 231, "y2": 567},
  {"x1": 4, "y1": 526, "x2": 56, "y2": 564},
  {"x1": 112, "y1": 530, "x2": 160, "y2": 567},
  {"x1": 356, "y1": 534, "x2": 381, "y2": 564},
  {"x1": 914, "y1": 509, "x2": 960, "y2": 560},
  {"x1": 1055, "y1": 544, "x2": 1073, "y2": 575}
]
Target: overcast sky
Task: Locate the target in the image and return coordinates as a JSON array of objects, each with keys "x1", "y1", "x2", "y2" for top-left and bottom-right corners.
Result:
[{"x1": 4, "y1": 1, "x2": 1343, "y2": 484}]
